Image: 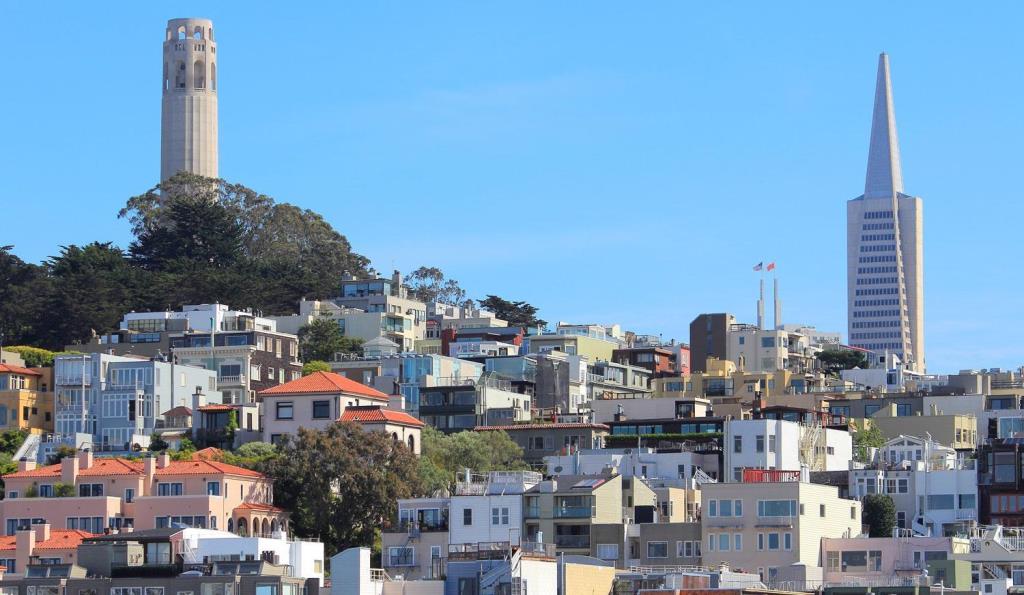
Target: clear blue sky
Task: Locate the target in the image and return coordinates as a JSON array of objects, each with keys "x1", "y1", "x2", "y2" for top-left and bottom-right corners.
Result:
[{"x1": 3, "y1": 2, "x2": 1022, "y2": 374}]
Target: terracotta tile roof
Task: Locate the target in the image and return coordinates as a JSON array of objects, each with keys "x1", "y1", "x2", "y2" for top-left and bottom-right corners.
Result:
[
  {"x1": 190, "y1": 447, "x2": 223, "y2": 461},
  {"x1": 0, "y1": 530, "x2": 96, "y2": 551},
  {"x1": 4, "y1": 457, "x2": 143, "y2": 479},
  {"x1": 198, "y1": 404, "x2": 234, "y2": 412},
  {"x1": 3, "y1": 456, "x2": 264, "y2": 480},
  {"x1": 162, "y1": 406, "x2": 193, "y2": 417},
  {"x1": 259, "y1": 371, "x2": 388, "y2": 400},
  {"x1": 234, "y1": 502, "x2": 286, "y2": 513},
  {"x1": 340, "y1": 407, "x2": 425, "y2": 428},
  {"x1": 155, "y1": 459, "x2": 264, "y2": 478},
  {"x1": 474, "y1": 423, "x2": 610, "y2": 432},
  {"x1": 0, "y1": 364, "x2": 42, "y2": 377}
]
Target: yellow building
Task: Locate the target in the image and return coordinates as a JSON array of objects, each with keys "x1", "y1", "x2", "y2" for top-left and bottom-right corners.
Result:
[{"x1": 0, "y1": 364, "x2": 54, "y2": 434}]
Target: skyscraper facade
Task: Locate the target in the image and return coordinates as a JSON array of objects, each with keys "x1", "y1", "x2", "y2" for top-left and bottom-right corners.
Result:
[
  {"x1": 846, "y1": 53, "x2": 925, "y2": 372},
  {"x1": 161, "y1": 18, "x2": 218, "y2": 182}
]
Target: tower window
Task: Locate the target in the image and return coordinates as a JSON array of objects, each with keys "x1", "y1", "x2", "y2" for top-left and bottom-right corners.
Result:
[
  {"x1": 175, "y1": 61, "x2": 186, "y2": 89},
  {"x1": 211, "y1": 63, "x2": 217, "y2": 91},
  {"x1": 193, "y1": 26, "x2": 203, "y2": 40},
  {"x1": 177, "y1": 26, "x2": 186, "y2": 40},
  {"x1": 194, "y1": 60, "x2": 205, "y2": 89}
]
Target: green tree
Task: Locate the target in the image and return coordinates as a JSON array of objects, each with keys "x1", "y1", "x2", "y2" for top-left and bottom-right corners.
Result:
[
  {"x1": 0, "y1": 431, "x2": 27, "y2": 456},
  {"x1": 302, "y1": 360, "x2": 332, "y2": 376},
  {"x1": 418, "y1": 427, "x2": 528, "y2": 494},
  {"x1": 862, "y1": 494, "x2": 897, "y2": 537},
  {"x1": 852, "y1": 420, "x2": 886, "y2": 463},
  {"x1": 3, "y1": 346, "x2": 81, "y2": 368},
  {"x1": 260, "y1": 423, "x2": 422, "y2": 556},
  {"x1": 818, "y1": 349, "x2": 869, "y2": 374},
  {"x1": 54, "y1": 483, "x2": 76, "y2": 497},
  {"x1": 225, "y1": 410, "x2": 239, "y2": 444},
  {"x1": 43, "y1": 243, "x2": 141, "y2": 348},
  {"x1": 476, "y1": 295, "x2": 546, "y2": 329},
  {"x1": 233, "y1": 441, "x2": 277, "y2": 460},
  {"x1": 0, "y1": 246, "x2": 50, "y2": 347},
  {"x1": 404, "y1": 267, "x2": 467, "y2": 305},
  {"x1": 298, "y1": 316, "x2": 362, "y2": 362},
  {"x1": 148, "y1": 434, "x2": 170, "y2": 452}
]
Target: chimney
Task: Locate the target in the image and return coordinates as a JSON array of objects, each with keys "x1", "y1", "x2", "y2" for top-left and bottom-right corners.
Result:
[
  {"x1": 61, "y1": 455, "x2": 79, "y2": 485},
  {"x1": 773, "y1": 277, "x2": 782, "y2": 330},
  {"x1": 34, "y1": 523, "x2": 50, "y2": 543},
  {"x1": 144, "y1": 453, "x2": 156, "y2": 482},
  {"x1": 157, "y1": 452, "x2": 171, "y2": 469},
  {"x1": 78, "y1": 448, "x2": 93, "y2": 470},
  {"x1": 17, "y1": 457, "x2": 35, "y2": 472},
  {"x1": 15, "y1": 527, "x2": 36, "y2": 573}
]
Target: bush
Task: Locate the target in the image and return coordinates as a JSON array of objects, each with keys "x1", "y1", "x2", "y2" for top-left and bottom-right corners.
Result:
[
  {"x1": 54, "y1": 483, "x2": 75, "y2": 497},
  {"x1": 862, "y1": 494, "x2": 897, "y2": 537},
  {"x1": 302, "y1": 361, "x2": 331, "y2": 376},
  {"x1": 5, "y1": 346, "x2": 81, "y2": 368}
]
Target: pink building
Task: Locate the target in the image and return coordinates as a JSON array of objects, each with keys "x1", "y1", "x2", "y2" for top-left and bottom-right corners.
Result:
[
  {"x1": 0, "y1": 450, "x2": 287, "y2": 537},
  {"x1": 820, "y1": 535, "x2": 966, "y2": 585},
  {"x1": 259, "y1": 371, "x2": 390, "y2": 444},
  {"x1": 340, "y1": 405, "x2": 424, "y2": 454},
  {"x1": 0, "y1": 524, "x2": 93, "y2": 576}
]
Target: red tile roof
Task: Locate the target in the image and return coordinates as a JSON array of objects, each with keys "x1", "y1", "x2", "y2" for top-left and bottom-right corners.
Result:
[
  {"x1": 197, "y1": 404, "x2": 234, "y2": 412},
  {"x1": 340, "y1": 407, "x2": 425, "y2": 428},
  {"x1": 190, "y1": 447, "x2": 223, "y2": 461},
  {"x1": 0, "y1": 530, "x2": 96, "y2": 551},
  {"x1": 3, "y1": 456, "x2": 264, "y2": 480},
  {"x1": 259, "y1": 371, "x2": 388, "y2": 400},
  {"x1": 162, "y1": 406, "x2": 193, "y2": 417},
  {"x1": 234, "y1": 502, "x2": 286, "y2": 513},
  {"x1": 0, "y1": 364, "x2": 42, "y2": 377},
  {"x1": 474, "y1": 423, "x2": 610, "y2": 432}
]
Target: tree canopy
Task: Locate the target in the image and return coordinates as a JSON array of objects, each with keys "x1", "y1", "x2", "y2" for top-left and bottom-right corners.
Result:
[
  {"x1": 259, "y1": 423, "x2": 422, "y2": 556},
  {"x1": 404, "y1": 267, "x2": 468, "y2": 305},
  {"x1": 818, "y1": 349, "x2": 868, "y2": 374},
  {"x1": 476, "y1": 295, "x2": 546, "y2": 329},
  {"x1": 852, "y1": 420, "x2": 886, "y2": 463},
  {"x1": 418, "y1": 427, "x2": 528, "y2": 495},
  {"x1": 298, "y1": 316, "x2": 363, "y2": 362},
  {"x1": 0, "y1": 173, "x2": 370, "y2": 350},
  {"x1": 862, "y1": 494, "x2": 896, "y2": 537},
  {"x1": 302, "y1": 360, "x2": 332, "y2": 376}
]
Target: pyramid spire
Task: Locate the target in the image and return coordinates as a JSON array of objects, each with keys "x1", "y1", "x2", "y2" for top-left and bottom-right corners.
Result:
[{"x1": 864, "y1": 52, "x2": 904, "y2": 199}]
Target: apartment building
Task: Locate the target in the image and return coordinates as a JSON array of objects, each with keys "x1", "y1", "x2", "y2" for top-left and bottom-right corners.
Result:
[
  {"x1": 0, "y1": 363, "x2": 53, "y2": 434},
  {"x1": 0, "y1": 524, "x2": 92, "y2": 576},
  {"x1": 612, "y1": 345, "x2": 676, "y2": 377},
  {"x1": 258, "y1": 371, "x2": 390, "y2": 444},
  {"x1": 382, "y1": 497, "x2": 450, "y2": 580},
  {"x1": 523, "y1": 474, "x2": 624, "y2": 556},
  {"x1": 726, "y1": 324, "x2": 818, "y2": 374},
  {"x1": 475, "y1": 422, "x2": 608, "y2": 465},
  {"x1": 820, "y1": 535, "x2": 966, "y2": 586},
  {"x1": 449, "y1": 471, "x2": 541, "y2": 546},
  {"x1": 590, "y1": 394, "x2": 710, "y2": 424},
  {"x1": 170, "y1": 315, "x2": 300, "y2": 405},
  {"x1": 526, "y1": 324, "x2": 621, "y2": 362},
  {"x1": 587, "y1": 360, "x2": 652, "y2": 401},
  {"x1": 849, "y1": 434, "x2": 978, "y2": 536},
  {"x1": 545, "y1": 447, "x2": 715, "y2": 485},
  {"x1": 419, "y1": 374, "x2": 530, "y2": 434},
  {"x1": 50, "y1": 353, "x2": 217, "y2": 455},
  {"x1": 977, "y1": 437, "x2": 1024, "y2": 526},
  {"x1": 700, "y1": 471, "x2": 861, "y2": 584},
  {"x1": 723, "y1": 419, "x2": 852, "y2": 480},
  {"x1": 340, "y1": 406, "x2": 425, "y2": 454},
  {"x1": 690, "y1": 313, "x2": 736, "y2": 373},
  {"x1": 0, "y1": 449, "x2": 284, "y2": 536},
  {"x1": 868, "y1": 411, "x2": 978, "y2": 450}
]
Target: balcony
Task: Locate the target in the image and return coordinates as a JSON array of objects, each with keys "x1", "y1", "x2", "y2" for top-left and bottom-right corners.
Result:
[
  {"x1": 217, "y1": 375, "x2": 245, "y2": 385},
  {"x1": 448, "y1": 542, "x2": 509, "y2": 561},
  {"x1": 554, "y1": 535, "x2": 590, "y2": 549},
  {"x1": 525, "y1": 506, "x2": 540, "y2": 519},
  {"x1": 755, "y1": 516, "x2": 796, "y2": 528},
  {"x1": 384, "y1": 520, "x2": 449, "y2": 534}
]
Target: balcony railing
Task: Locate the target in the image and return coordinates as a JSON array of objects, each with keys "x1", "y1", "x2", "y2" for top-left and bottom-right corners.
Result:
[
  {"x1": 755, "y1": 515, "x2": 795, "y2": 527},
  {"x1": 217, "y1": 375, "x2": 245, "y2": 385},
  {"x1": 525, "y1": 506, "x2": 540, "y2": 519},
  {"x1": 553, "y1": 506, "x2": 594, "y2": 519},
  {"x1": 554, "y1": 535, "x2": 590, "y2": 548}
]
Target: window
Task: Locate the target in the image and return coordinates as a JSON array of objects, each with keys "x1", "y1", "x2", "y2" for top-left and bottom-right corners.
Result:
[
  {"x1": 768, "y1": 434, "x2": 776, "y2": 453},
  {"x1": 463, "y1": 508, "x2": 472, "y2": 526},
  {"x1": 207, "y1": 482, "x2": 220, "y2": 496},
  {"x1": 927, "y1": 495, "x2": 955, "y2": 510},
  {"x1": 734, "y1": 533, "x2": 742, "y2": 551},
  {"x1": 718, "y1": 533, "x2": 730, "y2": 551},
  {"x1": 756, "y1": 435, "x2": 765, "y2": 453},
  {"x1": 783, "y1": 532, "x2": 792, "y2": 550},
  {"x1": 827, "y1": 551, "x2": 840, "y2": 571},
  {"x1": 820, "y1": 504, "x2": 826, "y2": 517},
  {"x1": 79, "y1": 483, "x2": 103, "y2": 497},
  {"x1": 596, "y1": 543, "x2": 619, "y2": 560},
  {"x1": 158, "y1": 483, "x2": 184, "y2": 496},
  {"x1": 312, "y1": 400, "x2": 330, "y2": 419},
  {"x1": 767, "y1": 533, "x2": 780, "y2": 550},
  {"x1": 124, "y1": 488, "x2": 135, "y2": 503},
  {"x1": 646, "y1": 541, "x2": 668, "y2": 559},
  {"x1": 719, "y1": 500, "x2": 732, "y2": 517},
  {"x1": 734, "y1": 435, "x2": 742, "y2": 453},
  {"x1": 734, "y1": 499, "x2": 743, "y2": 516},
  {"x1": 275, "y1": 401, "x2": 293, "y2": 420},
  {"x1": 38, "y1": 484, "x2": 53, "y2": 498},
  {"x1": 491, "y1": 507, "x2": 510, "y2": 526},
  {"x1": 960, "y1": 494, "x2": 976, "y2": 509},
  {"x1": 757, "y1": 500, "x2": 796, "y2": 517},
  {"x1": 709, "y1": 500, "x2": 717, "y2": 517},
  {"x1": 869, "y1": 550, "x2": 882, "y2": 571},
  {"x1": 388, "y1": 546, "x2": 414, "y2": 566}
]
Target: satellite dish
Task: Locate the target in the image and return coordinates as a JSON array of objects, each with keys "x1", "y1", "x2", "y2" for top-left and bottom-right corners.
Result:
[{"x1": 554, "y1": 466, "x2": 563, "y2": 473}]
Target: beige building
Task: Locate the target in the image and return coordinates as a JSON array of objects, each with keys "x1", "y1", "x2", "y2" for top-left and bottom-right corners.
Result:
[
  {"x1": 701, "y1": 476, "x2": 861, "y2": 584},
  {"x1": 161, "y1": 18, "x2": 218, "y2": 181},
  {"x1": 868, "y1": 411, "x2": 977, "y2": 450},
  {"x1": 523, "y1": 474, "x2": 624, "y2": 556},
  {"x1": 0, "y1": 363, "x2": 54, "y2": 434},
  {"x1": 258, "y1": 371, "x2": 390, "y2": 444}
]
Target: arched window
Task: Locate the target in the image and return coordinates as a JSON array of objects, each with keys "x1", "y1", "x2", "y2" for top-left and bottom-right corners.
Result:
[
  {"x1": 177, "y1": 26, "x2": 186, "y2": 40},
  {"x1": 237, "y1": 518, "x2": 248, "y2": 536},
  {"x1": 193, "y1": 26, "x2": 203, "y2": 40},
  {"x1": 209, "y1": 27, "x2": 214, "y2": 41},
  {"x1": 271, "y1": 519, "x2": 279, "y2": 533},
  {"x1": 408, "y1": 434, "x2": 415, "y2": 452},
  {"x1": 261, "y1": 518, "x2": 270, "y2": 536},
  {"x1": 193, "y1": 60, "x2": 205, "y2": 89},
  {"x1": 392, "y1": 432, "x2": 399, "y2": 442},
  {"x1": 227, "y1": 518, "x2": 233, "y2": 533},
  {"x1": 175, "y1": 61, "x2": 186, "y2": 89},
  {"x1": 211, "y1": 63, "x2": 216, "y2": 91},
  {"x1": 166, "y1": 29, "x2": 172, "y2": 41}
]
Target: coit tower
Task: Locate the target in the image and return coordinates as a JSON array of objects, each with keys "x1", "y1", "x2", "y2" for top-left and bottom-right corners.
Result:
[{"x1": 161, "y1": 18, "x2": 218, "y2": 182}]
